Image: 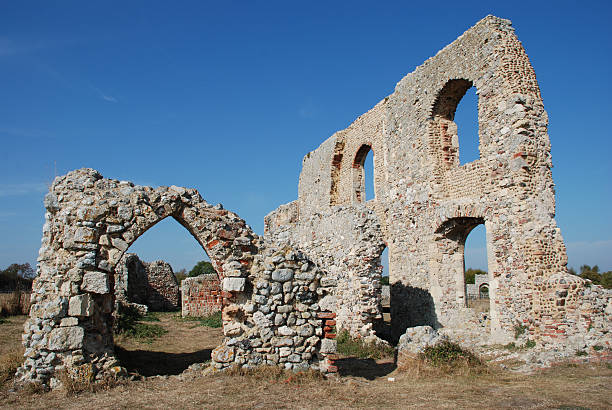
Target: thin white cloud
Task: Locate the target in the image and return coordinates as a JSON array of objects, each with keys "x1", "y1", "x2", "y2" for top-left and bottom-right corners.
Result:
[
  {"x1": 91, "y1": 86, "x2": 118, "y2": 103},
  {"x1": 0, "y1": 183, "x2": 48, "y2": 197}
]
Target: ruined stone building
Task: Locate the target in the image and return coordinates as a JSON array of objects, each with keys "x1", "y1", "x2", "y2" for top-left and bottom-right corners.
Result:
[
  {"x1": 114, "y1": 253, "x2": 180, "y2": 312},
  {"x1": 18, "y1": 16, "x2": 611, "y2": 387}
]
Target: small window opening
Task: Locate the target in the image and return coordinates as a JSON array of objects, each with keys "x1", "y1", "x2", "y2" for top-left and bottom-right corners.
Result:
[{"x1": 353, "y1": 145, "x2": 374, "y2": 203}]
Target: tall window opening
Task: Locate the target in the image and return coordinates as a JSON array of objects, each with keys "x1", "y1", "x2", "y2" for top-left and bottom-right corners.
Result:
[
  {"x1": 431, "y1": 79, "x2": 480, "y2": 167},
  {"x1": 464, "y1": 223, "x2": 489, "y2": 312},
  {"x1": 454, "y1": 86, "x2": 480, "y2": 164},
  {"x1": 353, "y1": 144, "x2": 374, "y2": 203},
  {"x1": 364, "y1": 149, "x2": 375, "y2": 201},
  {"x1": 114, "y1": 217, "x2": 222, "y2": 377}
]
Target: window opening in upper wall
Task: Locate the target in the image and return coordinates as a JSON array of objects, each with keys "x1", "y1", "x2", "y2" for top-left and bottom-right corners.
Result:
[{"x1": 454, "y1": 86, "x2": 480, "y2": 165}]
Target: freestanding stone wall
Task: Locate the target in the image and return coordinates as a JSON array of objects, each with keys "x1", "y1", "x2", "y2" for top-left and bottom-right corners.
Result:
[
  {"x1": 115, "y1": 253, "x2": 180, "y2": 311},
  {"x1": 181, "y1": 274, "x2": 222, "y2": 317},
  {"x1": 266, "y1": 15, "x2": 611, "y2": 348},
  {"x1": 19, "y1": 168, "x2": 339, "y2": 387}
]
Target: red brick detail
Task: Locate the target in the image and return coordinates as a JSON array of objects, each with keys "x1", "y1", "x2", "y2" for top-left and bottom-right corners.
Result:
[{"x1": 181, "y1": 277, "x2": 223, "y2": 317}]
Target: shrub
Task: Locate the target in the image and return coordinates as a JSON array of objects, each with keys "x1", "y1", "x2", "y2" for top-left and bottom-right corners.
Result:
[
  {"x1": 514, "y1": 324, "x2": 527, "y2": 339},
  {"x1": 575, "y1": 350, "x2": 588, "y2": 357},
  {"x1": 420, "y1": 341, "x2": 482, "y2": 368},
  {"x1": 336, "y1": 329, "x2": 394, "y2": 360},
  {"x1": 593, "y1": 345, "x2": 604, "y2": 351}
]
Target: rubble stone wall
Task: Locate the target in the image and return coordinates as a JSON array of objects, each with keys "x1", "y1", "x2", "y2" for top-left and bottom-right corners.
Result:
[
  {"x1": 20, "y1": 169, "x2": 338, "y2": 387},
  {"x1": 266, "y1": 15, "x2": 611, "y2": 349},
  {"x1": 115, "y1": 253, "x2": 180, "y2": 311},
  {"x1": 181, "y1": 274, "x2": 222, "y2": 317},
  {"x1": 21, "y1": 15, "x2": 611, "y2": 388}
]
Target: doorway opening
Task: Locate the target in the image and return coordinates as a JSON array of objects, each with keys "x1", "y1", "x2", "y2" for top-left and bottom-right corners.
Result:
[{"x1": 112, "y1": 217, "x2": 222, "y2": 377}]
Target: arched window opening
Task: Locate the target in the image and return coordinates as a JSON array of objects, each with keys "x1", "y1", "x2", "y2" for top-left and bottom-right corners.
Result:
[
  {"x1": 464, "y1": 223, "x2": 489, "y2": 312},
  {"x1": 431, "y1": 79, "x2": 480, "y2": 167},
  {"x1": 454, "y1": 86, "x2": 480, "y2": 164},
  {"x1": 114, "y1": 217, "x2": 222, "y2": 377},
  {"x1": 353, "y1": 144, "x2": 374, "y2": 203}
]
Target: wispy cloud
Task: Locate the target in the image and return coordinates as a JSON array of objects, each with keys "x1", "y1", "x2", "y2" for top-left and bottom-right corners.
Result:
[
  {"x1": 91, "y1": 86, "x2": 118, "y2": 103},
  {"x1": 0, "y1": 183, "x2": 48, "y2": 197}
]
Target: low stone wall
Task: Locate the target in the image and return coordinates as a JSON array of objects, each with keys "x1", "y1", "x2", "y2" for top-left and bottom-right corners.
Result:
[{"x1": 181, "y1": 274, "x2": 222, "y2": 317}]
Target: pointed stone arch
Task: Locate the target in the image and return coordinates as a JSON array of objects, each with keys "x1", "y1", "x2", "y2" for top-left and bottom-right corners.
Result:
[{"x1": 20, "y1": 169, "x2": 259, "y2": 384}]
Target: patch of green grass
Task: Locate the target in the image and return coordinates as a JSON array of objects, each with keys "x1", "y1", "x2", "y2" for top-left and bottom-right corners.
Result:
[
  {"x1": 0, "y1": 317, "x2": 6, "y2": 325},
  {"x1": 525, "y1": 339, "x2": 536, "y2": 349},
  {"x1": 336, "y1": 329, "x2": 394, "y2": 360},
  {"x1": 140, "y1": 312, "x2": 161, "y2": 322},
  {"x1": 114, "y1": 304, "x2": 167, "y2": 343},
  {"x1": 421, "y1": 341, "x2": 482, "y2": 367},
  {"x1": 575, "y1": 350, "x2": 588, "y2": 357},
  {"x1": 593, "y1": 345, "x2": 603, "y2": 351},
  {"x1": 179, "y1": 311, "x2": 223, "y2": 328},
  {"x1": 122, "y1": 323, "x2": 168, "y2": 344}
]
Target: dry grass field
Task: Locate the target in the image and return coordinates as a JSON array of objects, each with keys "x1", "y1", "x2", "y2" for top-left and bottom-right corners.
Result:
[{"x1": 1, "y1": 313, "x2": 611, "y2": 409}]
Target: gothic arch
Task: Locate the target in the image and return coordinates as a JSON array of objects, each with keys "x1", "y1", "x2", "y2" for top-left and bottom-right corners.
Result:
[{"x1": 21, "y1": 169, "x2": 259, "y2": 383}]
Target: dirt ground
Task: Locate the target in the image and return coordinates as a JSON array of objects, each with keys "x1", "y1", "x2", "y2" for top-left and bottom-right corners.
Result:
[{"x1": 1, "y1": 314, "x2": 611, "y2": 409}]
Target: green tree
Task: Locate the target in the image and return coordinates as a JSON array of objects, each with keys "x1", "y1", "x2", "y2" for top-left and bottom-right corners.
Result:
[
  {"x1": 188, "y1": 261, "x2": 216, "y2": 277},
  {"x1": 174, "y1": 268, "x2": 187, "y2": 284},
  {"x1": 601, "y1": 271, "x2": 612, "y2": 289},
  {"x1": 464, "y1": 268, "x2": 486, "y2": 285},
  {"x1": 0, "y1": 263, "x2": 35, "y2": 291}
]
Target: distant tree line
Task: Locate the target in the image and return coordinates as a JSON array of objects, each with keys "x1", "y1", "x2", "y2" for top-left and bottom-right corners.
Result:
[
  {"x1": 569, "y1": 265, "x2": 612, "y2": 289},
  {"x1": 0, "y1": 263, "x2": 35, "y2": 292},
  {"x1": 464, "y1": 268, "x2": 487, "y2": 285},
  {"x1": 174, "y1": 260, "x2": 216, "y2": 283}
]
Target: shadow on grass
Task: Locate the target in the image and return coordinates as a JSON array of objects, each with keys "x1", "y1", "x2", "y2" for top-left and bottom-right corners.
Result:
[
  {"x1": 115, "y1": 346, "x2": 212, "y2": 376},
  {"x1": 335, "y1": 357, "x2": 396, "y2": 380}
]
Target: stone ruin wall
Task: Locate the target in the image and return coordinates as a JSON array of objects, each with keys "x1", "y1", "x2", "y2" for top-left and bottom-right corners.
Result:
[
  {"x1": 181, "y1": 274, "x2": 222, "y2": 317},
  {"x1": 266, "y1": 15, "x2": 611, "y2": 349},
  {"x1": 115, "y1": 253, "x2": 180, "y2": 312},
  {"x1": 18, "y1": 15, "x2": 611, "y2": 388},
  {"x1": 18, "y1": 168, "x2": 338, "y2": 387}
]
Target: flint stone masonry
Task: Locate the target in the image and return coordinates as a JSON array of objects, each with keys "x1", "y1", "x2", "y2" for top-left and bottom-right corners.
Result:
[
  {"x1": 265, "y1": 15, "x2": 611, "y2": 350},
  {"x1": 20, "y1": 16, "x2": 611, "y2": 388},
  {"x1": 115, "y1": 253, "x2": 180, "y2": 311},
  {"x1": 19, "y1": 168, "x2": 337, "y2": 387}
]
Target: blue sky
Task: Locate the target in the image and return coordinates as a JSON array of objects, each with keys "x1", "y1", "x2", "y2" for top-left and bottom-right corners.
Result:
[{"x1": 1, "y1": 1, "x2": 610, "y2": 274}]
